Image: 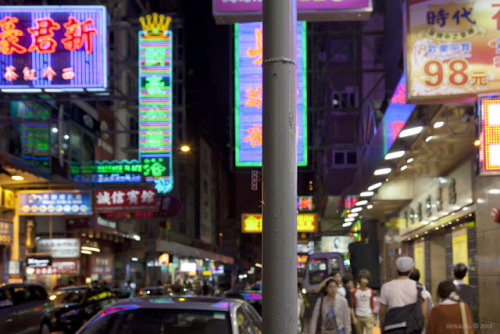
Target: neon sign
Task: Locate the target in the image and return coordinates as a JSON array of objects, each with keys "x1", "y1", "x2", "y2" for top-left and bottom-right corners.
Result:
[
  {"x1": 298, "y1": 196, "x2": 314, "y2": 212},
  {"x1": 478, "y1": 96, "x2": 500, "y2": 174},
  {"x1": 138, "y1": 13, "x2": 173, "y2": 193},
  {"x1": 235, "y1": 21, "x2": 307, "y2": 167},
  {"x1": 0, "y1": 6, "x2": 107, "y2": 91},
  {"x1": 241, "y1": 213, "x2": 317, "y2": 233}
]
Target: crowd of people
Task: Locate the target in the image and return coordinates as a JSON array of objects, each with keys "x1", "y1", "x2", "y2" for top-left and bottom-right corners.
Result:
[{"x1": 309, "y1": 258, "x2": 477, "y2": 334}]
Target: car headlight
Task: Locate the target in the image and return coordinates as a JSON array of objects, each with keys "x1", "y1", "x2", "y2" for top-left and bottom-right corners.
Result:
[
  {"x1": 61, "y1": 309, "x2": 80, "y2": 318},
  {"x1": 301, "y1": 288, "x2": 307, "y2": 295}
]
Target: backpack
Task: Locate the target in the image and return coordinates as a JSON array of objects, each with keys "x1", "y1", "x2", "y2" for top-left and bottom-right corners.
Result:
[{"x1": 383, "y1": 284, "x2": 425, "y2": 334}]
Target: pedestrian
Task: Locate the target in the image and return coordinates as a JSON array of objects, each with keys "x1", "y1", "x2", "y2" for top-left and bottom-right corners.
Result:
[
  {"x1": 314, "y1": 270, "x2": 342, "y2": 295},
  {"x1": 339, "y1": 273, "x2": 354, "y2": 307},
  {"x1": 427, "y1": 280, "x2": 473, "y2": 334},
  {"x1": 409, "y1": 268, "x2": 434, "y2": 323},
  {"x1": 452, "y1": 263, "x2": 477, "y2": 320},
  {"x1": 350, "y1": 269, "x2": 374, "y2": 334},
  {"x1": 310, "y1": 278, "x2": 352, "y2": 334},
  {"x1": 379, "y1": 256, "x2": 427, "y2": 334}
]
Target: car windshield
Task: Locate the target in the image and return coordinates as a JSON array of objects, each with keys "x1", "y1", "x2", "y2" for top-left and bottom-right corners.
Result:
[
  {"x1": 52, "y1": 290, "x2": 86, "y2": 304},
  {"x1": 79, "y1": 308, "x2": 231, "y2": 334},
  {"x1": 308, "y1": 258, "x2": 328, "y2": 284}
]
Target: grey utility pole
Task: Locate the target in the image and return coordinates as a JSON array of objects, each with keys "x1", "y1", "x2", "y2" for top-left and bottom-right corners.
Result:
[{"x1": 262, "y1": 0, "x2": 298, "y2": 332}]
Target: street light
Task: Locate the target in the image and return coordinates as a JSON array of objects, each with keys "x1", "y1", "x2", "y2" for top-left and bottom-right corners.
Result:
[{"x1": 180, "y1": 145, "x2": 190, "y2": 152}]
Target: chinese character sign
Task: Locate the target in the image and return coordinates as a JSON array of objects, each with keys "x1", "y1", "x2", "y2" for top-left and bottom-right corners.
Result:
[
  {"x1": 0, "y1": 6, "x2": 107, "y2": 90},
  {"x1": 241, "y1": 213, "x2": 317, "y2": 233},
  {"x1": 94, "y1": 188, "x2": 157, "y2": 212},
  {"x1": 18, "y1": 190, "x2": 92, "y2": 215},
  {"x1": 406, "y1": 1, "x2": 500, "y2": 100},
  {"x1": 138, "y1": 13, "x2": 173, "y2": 194},
  {"x1": 235, "y1": 21, "x2": 307, "y2": 167}
]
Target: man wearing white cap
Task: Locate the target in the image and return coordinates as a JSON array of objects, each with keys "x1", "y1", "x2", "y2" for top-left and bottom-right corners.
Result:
[{"x1": 379, "y1": 256, "x2": 428, "y2": 333}]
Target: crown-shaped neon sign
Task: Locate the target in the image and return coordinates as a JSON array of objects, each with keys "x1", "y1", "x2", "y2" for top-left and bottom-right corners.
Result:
[{"x1": 140, "y1": 13, "x2": 172, "y2": 36}]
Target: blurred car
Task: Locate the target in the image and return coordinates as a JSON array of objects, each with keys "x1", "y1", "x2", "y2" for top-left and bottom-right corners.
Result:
[
  {"x1": 75, "y1": 296, "x2": 262, "y2": 334},
  {"x1": 137, "y1": 286, "x2": 173, "y2": 297},
  {"x1": 111, "y1": 288, "x2": 135, "y2": 299},
  {"x1": 51, "y1": 285, "x2": 115, "y2": 333},
  {"x1": 0, "y1": 283, "x2": 55, "y2": 334},
  {"x1": 227, "y1": 281, "x2": 305, "y2": 333}
]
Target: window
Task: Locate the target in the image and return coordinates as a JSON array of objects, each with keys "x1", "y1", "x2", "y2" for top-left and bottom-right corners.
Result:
[
  {"x1": 332, "y1": 150, "x2": 357, "y2": 169},
  {"x1": 0, "y1": 288, "x2": 12, "y2": 308},
  {"x1": 308, "y1": 258, "x2": 328, "y2": 285},
  {"x1": 237, "y1": 307, "x2": 260, "y2": 334},
  {"x1": 12, "y1": 287, "x2": 29, "y2": 305},
  {"x1": 28, "y1": 286, "x2": 47, "y2": 301}
]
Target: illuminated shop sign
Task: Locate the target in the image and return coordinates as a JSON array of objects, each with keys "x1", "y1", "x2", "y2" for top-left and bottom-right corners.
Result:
[
  {"x1": 213, "y1": 0, "x2": 372, "y2": 24},
  {"x1": 241, "y1": 213, "x2": 318, "y2": 233},
  {"x1": 95, "y1": 188, "x2": 157, "y2": 212},
  {"x1": 478, "y1": 96, "x2": 500, "y2": 174},
  {"x1": 36, "y1": 238, "x2": 80, "y2": 258},
  {"x1": 0, "y1": 221, "x2": 13, "y2": 246},
  {"x1": 235, "y1": 21, "x2": 307, "y2": 167},
  {"x1": 405, "y1": 0, "x2": 500, "y2": 101},
  {"x1": 344, "y1": 195, "x2": 359, "y2": 210},
  {"x1": 0, "y1": 6, "x2": 107, "y2": 91},
  {"x1": 19, "y1": 190, "x2": 92, "y2": 215},
  {"x1": 32, "y1": 260, "x2": 79, "y2": 275},
  {"x1": 297, "y1": 196, "x2": 314, "y2": 212},
  {"x1": 382, "y1": 75, "x2": 415, "y2": 154},
  {"x1": 138, "y1": 13, "x2": 173, "y2": 193},
  {"x1": 26, "y1": 256, "x2": 52, "y2": 268}
]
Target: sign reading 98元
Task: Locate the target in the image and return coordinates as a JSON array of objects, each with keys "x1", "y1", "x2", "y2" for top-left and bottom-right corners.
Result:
[
  {"x1": 0, "y1": 6, "x2": 107, "y2": 91},
  {"x1": 406, "y1": 1, "x2": 500, "y2": 101}
]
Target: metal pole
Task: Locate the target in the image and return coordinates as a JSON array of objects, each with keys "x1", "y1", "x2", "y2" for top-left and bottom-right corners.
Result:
[{"x1": 262, "y1": 0, "x2": 297, "y2": 332}]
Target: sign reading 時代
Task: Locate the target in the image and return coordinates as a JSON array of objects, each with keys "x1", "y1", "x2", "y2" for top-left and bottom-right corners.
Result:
[
  {"x1": 0, "y1": 6, "x2": 107, "y2": 91},
  {"x1": 406, "y1": 1, "x2": 500, "y2": 101}
]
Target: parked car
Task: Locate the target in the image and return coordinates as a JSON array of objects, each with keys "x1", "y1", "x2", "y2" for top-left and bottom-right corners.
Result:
[
  {"x1": 75, "y1": 296, "x2": 262, "y2": 334},
  {"x1": 111, "y1": 288, "x2": 135, "y2": 299},
  {"x1": 0, "y1": 283, "x2": 55, "y2": 334},
  {"x1": 137, "y1": 286, "x2": 173, "y2": 297},
  {"x1": 51, "y1": 285, "x2": 115, "y2": 333}
]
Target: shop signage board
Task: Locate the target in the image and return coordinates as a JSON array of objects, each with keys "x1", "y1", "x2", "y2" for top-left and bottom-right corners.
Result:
[
  {"x1": 18, "y1": 190, "x2": 92, "y2": 215},
  {"x1": 26, "y1": 256, "x2": 52, "y2": 268},
  {"x1": 36, "y1": 238, "x2": 80, "y2": 258},
  {"x1": 405, "y1": 1, "x2": 500, "y2": 101},
  {"x1": 321, "y1": 236, "x2": 354, "y2": 253},
  {"x1": 94, "y1": 188, "x2": 157, "y2": 212},
  {"x1": 478, "y1": 96, "x2": 500, "y2": 174},
  {"x1": 90, "y1": 255, "x2": 113, "y2": 282},
  {"x1": 213, "y1": 0, "x2": 372, "y2": 24},
  {"x1": 241, "y1": 213, "x2": 318, "y2": 233},
  {"x1": 0, "y1": 221, "x2": 13, "y2": 246},
  {"x1": 235, "y1": 21, "x2": 307, "y2": 167},
  {"x1": 298, "y1": 196, "x2": 314, "y2": 212},
  {"x1": 33, "y1": 260, "x2": 78, "y2": 275},
  {"x1": 0, "y1": 6, "x2": 107, "y2": 92}
]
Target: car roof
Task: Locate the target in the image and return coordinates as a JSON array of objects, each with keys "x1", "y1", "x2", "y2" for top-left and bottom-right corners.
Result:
[
  {"x1": 54, "y1": 285, "x2": 91, "y2": 291},
  {"x1": 0, "y1": 283, "x2": 45, "y2": 288},
  {"x1": 108, "y1": 296, "x2": 244, "y2": 312}
]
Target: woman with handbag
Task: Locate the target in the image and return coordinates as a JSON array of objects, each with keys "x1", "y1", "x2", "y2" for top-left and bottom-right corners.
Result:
[
  {"x1": 427, "y1": 280, "x2": 473, "y2": 334},
  {"x1": 310, "y1": 278, "x2": 352, "y2": 334}
]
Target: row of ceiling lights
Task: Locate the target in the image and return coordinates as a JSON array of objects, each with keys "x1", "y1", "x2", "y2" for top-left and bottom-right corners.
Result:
[{"x1": 342, "y1": 119, "x2": 463, "y2": 227}]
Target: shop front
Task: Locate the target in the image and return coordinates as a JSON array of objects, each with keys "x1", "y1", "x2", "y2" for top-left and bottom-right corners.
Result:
[{"x1": 0, "y1": 221, "x2": 13, "y2": 283}]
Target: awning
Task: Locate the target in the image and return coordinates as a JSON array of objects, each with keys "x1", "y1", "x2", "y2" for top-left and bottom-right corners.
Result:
[{"x1": 156, "y1": 240, "x2": 234, "y2": 264}]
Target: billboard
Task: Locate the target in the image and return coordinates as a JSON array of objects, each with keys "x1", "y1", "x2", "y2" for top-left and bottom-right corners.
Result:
[
  {"x1": 406, "y1": 1, "x2": 500, "y2": 101},
  {"x1": 213, "y1": 0, "x2": 372, "y2": 24},
  {"x1": 0, "y1": 6, "x2": 107, "y2": 91},
  {"x1": 19, "y1": 190, "x2": 92, "y2": 215},
  {"x1": 235, "y1": 21, "x2": 307, "y2": 167},
  {"x1": 138, "y1": 13, "x2": 173, "y2": 194}
]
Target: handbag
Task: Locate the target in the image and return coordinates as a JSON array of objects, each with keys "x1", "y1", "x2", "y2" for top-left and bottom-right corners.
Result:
[
  {"x1": 459, "y1": 302, "x2": 468, "y2": 334},
  {"x1": 316, "y1": 296, "x2": 324, "y2": 334}
]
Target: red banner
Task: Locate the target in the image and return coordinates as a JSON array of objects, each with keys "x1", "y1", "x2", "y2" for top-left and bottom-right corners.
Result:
[
  {"x1": 33, "y1": 260, "x2": 79, "y2": 275},
  {"x1": 95, "y1": 189, "x2": 157, "y2": 212}
]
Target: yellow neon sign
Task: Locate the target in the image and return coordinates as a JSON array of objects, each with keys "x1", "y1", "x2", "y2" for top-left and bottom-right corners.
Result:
[{"x1": 241, "y1": 213, "x2": 318, "y2": 233}]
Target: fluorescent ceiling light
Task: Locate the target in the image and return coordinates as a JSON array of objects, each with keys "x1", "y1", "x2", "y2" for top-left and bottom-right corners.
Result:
[
  {"x1": 425, "y1": 136, "x2": 433, "y2": 142},
  {"x1": 355, "y1": 200, "x2": 368, "y2": 206},
  {"x1": 348, "y1": 213, "x2": 359, "y2": 218},
  {"x1": 367, "y1": 205, "x2": 373, "y2": 209},
  {"x1": 385, "y1": 151, "x2": 405, "y2": 160},
  {"x1": 11, "y1": 175, "x2": 24, "y2": 181},
  {"x1": 345, "y1": 217, "x2": 355, "y2": 222},
  {"x1": 488, "y1": 189, "x2": 500, "y2": 194},
  {"x1": 342, "y1": 222, "x2": 353, "y2": 227},
  {"x1": 400, "y1": 165, "x2": 408, "y2": 171},
  {"x1": 131, "y1": 257, "x2": 139, "y2": 262},
  {"x1": 351, "y1": 207, "x2": 362, "y2": 213},
  {"x1": 368, "y1": 182, "x2": 383, "y2": 191},
  {"x1": 433, "y1": 121, "x2": 444, "y2": 128},
  {"x1": 407, "y1": 158, "x2": 414, "y2": 163},
  {"x1": 360, "y1": 191, "x2": 374, "y2": 197},
  {"x1": 2, "y1": 88, "x2": 42, "y2": 93},
  {"x1": 399, "y1": 126, "x2": 424, "y2": 138},
  {"x1": 374, "y1": 168, "x2": 392, "y2": 175},
  {"x1": 82, "y1": 246, "x2": 100, "y2": 252},
  {"x1": 81, "y1": 250, "x2": 92, "y2": 255}
]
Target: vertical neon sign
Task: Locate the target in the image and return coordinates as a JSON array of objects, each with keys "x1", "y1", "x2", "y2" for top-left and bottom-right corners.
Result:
[
  {"x1": 138, "y1": 13, "x2": 173, "y2": 193},
  {"x1": 22, "y1": 102, "x2": 50, "y2": 168},
  {"x1": 235, "y1": 21, "x2": 307, "y2": 167}
]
